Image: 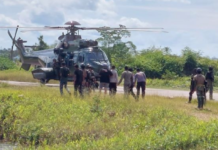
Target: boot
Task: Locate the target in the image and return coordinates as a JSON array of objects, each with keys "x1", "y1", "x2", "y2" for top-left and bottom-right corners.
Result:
[{"x1": 188, "y1": 95, "x2": 192, "y2": 103}]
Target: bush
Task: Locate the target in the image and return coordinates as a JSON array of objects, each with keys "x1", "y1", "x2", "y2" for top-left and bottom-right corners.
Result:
[{"x1": 0, "y1": 57, "x2": 17, "y2": 70}]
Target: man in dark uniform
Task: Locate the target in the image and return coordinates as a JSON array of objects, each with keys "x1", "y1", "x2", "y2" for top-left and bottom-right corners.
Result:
[
  {"x1": 99, "y1": 63, "x2": 112, "y2": 94},
  {"x1": 193, "y1": 68, "x2": 206, "y2": 110},
  {"x1": 188, "y1": 68, "x2": 197, "y2": 103},
  {"x1": 59, "y1": 62, "x2": 71, "y2": 95},
  {"x1": 74, "y1": 64, "x2": 83, "y2": 97},
  {"x1": 206, "y1": 66, "x2": 214, "y2": 100},
  {"x1": 53, "y1": 59, "x2": 60, "y2": 79}
]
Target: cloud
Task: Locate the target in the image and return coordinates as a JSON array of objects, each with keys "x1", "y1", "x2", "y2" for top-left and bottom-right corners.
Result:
[
  {"x1": 0, "y1": 14, "x2": 20, "y2": 26},
  {"x1": 118, "y1": 17, "x2": 151, "y2": 28}
]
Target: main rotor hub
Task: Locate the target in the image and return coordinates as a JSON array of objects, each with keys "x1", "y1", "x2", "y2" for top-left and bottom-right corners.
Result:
[{"x1": 64, "y1": 21, "x2": 81, "y2": 26}]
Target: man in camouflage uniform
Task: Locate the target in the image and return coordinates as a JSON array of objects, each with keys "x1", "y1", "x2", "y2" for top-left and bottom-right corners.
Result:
[
  {"x1": 188, "y1": 68, "x2": 197, "y2": 103},
  {"x1": 193, "y1": 68, "x2": 206, "y2": 109},
  {"x1": 59, "y1": 62, "x2": 71, "y2": 95},
  {"x1": 206, "y1": 66, "x2": 214, "y2": 100}
]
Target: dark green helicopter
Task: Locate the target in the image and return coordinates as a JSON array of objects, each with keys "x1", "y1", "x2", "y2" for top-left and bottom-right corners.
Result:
[{"x1": 6, "y1": 21, "x2": 165, "y2": 83}]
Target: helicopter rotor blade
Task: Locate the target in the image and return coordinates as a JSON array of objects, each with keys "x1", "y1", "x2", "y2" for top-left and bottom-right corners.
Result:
[
  {"x1": 79, "y1": 27, "x2": 164, "y2": 30},
  {"x1": 11, "y1": 25, "x2": 19, "y2": 60},
  {"x1": 0, "y1": 26, "x2": 47, "y2": 29},
  {"x1": 20, "y1": 28, "x2": 65, "y2": 32}
]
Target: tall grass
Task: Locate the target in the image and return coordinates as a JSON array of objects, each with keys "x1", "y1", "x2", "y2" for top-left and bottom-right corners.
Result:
[
  {"x1": 0, "y1": 69, "x2": 37, "y2": 82},
  {"x1": 1, "y1": 85, "x2": 218, "y2": 149}
]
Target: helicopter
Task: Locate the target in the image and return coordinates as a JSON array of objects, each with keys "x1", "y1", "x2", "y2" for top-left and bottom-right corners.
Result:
[{"x1": 4, "y1": 21, "x2": 166, "y2": 83}]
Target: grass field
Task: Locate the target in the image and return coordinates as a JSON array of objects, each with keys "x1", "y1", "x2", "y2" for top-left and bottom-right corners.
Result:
[{"x1": 1, "y1": 83, "x2": 218, "y2": 149}]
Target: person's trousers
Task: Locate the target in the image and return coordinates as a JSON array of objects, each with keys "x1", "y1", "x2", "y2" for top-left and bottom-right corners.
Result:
[
  {"x1": 196, "y1": 86, "x2": 205, "y2": 108},
  {"x1": 109, "y1": 82, "x2": 117, "y2": 95},
  {"x1": 137, "y1": 81, "x2": 146, "y2": 98},
  {"x1": 74, "y1": 83, "x2": 83, "y2": 97},
  {"x1": 207, "y1": 80, "x2": 213, "y2": 100},
  {"x1": 60, "y1": 78, "x2": 70, "y2": 95}
]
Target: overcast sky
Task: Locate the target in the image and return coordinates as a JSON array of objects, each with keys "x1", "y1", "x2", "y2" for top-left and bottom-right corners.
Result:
[{"x1": 0, "y1": 0, "x2": 218, "y2": 57}]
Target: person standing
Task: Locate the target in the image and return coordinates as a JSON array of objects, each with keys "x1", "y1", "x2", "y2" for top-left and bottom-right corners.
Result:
[
  {"x1": 206, "y1": 66, "x2": 214, "y2": 100},
  {"x1": 129, "y1": 68, "x2": 137, "y2": 100},
  {"x1": 59, "y1": 62, "x2": 71, "y2": 95},
  {"x1": 118, "y1": 66, "x2": 133, "y2": 95},
  {"x1": 109, "y1": 65, "x2": 119, "y2": 95},
  {"x1": 188, "y1": 68, "x2": 197, "y2": 103},
  {"x1": 99, "y1": 64, "x2": 112, "y2": 94},
  {"x1": 193, "y1": 68, "x2": 206, "y2": 110},
  {"x1": 81, "y1": 64, "x2": 90, "y2": 93},
  {"x1": 134, "y1": 68, "x2": 146, "y2": 99},
  {"x1": 74, "y1": 64, "x2": 83, "y2": 97},
  {"x1": 53, "y1": 59, "x2": 60, "y2": 79}
]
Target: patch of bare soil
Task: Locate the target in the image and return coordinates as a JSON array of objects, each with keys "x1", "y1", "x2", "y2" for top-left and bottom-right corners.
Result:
[{"x1": 191, "y1": 108, "x2": 218, "y2": 121}]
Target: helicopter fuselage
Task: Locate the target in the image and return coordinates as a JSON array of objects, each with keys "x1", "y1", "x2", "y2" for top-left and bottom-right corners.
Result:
[{"x1": 32, "y1": 45, "x2": 110, "y2": 83}]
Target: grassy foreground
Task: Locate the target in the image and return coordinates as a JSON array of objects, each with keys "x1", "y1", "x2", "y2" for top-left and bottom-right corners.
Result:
[{"x1": 1, "y1": 84, "x2": 218, "y2": 149}]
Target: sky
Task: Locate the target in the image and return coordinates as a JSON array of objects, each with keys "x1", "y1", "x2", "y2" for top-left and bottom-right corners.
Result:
[{"x1": 0, "y1": 0, "x2": 218, "y2": 57}]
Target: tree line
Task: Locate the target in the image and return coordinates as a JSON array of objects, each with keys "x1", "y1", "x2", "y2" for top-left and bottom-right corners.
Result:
[{"x1": 96, "y1": 29, "x2": 218, "y2": 79}]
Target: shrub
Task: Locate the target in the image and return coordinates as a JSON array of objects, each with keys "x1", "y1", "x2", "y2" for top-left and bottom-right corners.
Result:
[{"x1": 0, "y1": 57, "x2": 17, "y2": 70}]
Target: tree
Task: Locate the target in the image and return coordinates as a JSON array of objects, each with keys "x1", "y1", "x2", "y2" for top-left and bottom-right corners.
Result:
[
  {"x1": 182, "y1": 47, "x2": 200, "y2": 75},
  {"x1": 33, "y1": 35, "x2": 49, "y2": 51},
  {"x1": 96, "y1": 26, "x2": 136, "y2": 60},
  {"x1": 96, "y1": 26, "x2": 136, "y2": 66}
]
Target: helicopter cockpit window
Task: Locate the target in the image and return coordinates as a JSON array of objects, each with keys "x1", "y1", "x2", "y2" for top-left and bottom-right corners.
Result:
[{"x1": 87, "y1": 51, "x2": 107, "y2": 61}]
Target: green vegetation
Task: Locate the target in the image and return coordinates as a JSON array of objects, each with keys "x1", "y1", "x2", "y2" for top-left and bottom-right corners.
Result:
[
  {"x1": 0, "y1": 69, "x2": 37, "y2": 82},
  {"x1": 33, "y1": 35, "x2": 49, "y2": 51},
  {"x1": 97, "y1": 29, "x2": 218, "y2": 79},
  {"x1": 0, "y1": 57, "x2": 17, "y2": 71},
  {"x1": 1, "y1": 85, "x2": 218, "y2": 149}
]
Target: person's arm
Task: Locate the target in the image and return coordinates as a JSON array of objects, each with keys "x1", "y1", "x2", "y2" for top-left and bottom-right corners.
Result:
[
  {"x1": 73, "y1": 71, "x2": 77, "y2": 85},
  {"x1": 134, "y1": 74, "x2": 137, "y2": 85},
  {"x1": 60, "y1": 68, "x2": 62, "y2": 77},
  {"x1": 193, "y1": 76, "x2": 197, "y2": 89},
  {"x1": 118, "y1": 72, "x2": 124, "y2": 85},
  {"x1": 212, "y1": 72, "x2": 214, "y2": 82},
  {"x1": 143, "y1": 73, "x2": 146, "y2": 85},
  {"x1": 115, "y1": 71, "x2": 119, "y2": 84}
]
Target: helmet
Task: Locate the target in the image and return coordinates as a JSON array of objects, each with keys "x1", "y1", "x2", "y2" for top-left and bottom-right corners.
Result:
[{"x1": 196, "y1": 68, "x2": 202, "y2": 74}]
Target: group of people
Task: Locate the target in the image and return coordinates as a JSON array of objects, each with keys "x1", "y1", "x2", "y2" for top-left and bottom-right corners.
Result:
[
  {"x1": 58, "y1": 62, "x2": 215, "y2": 108},
  {"x1": 188, "y1": 66, "x2": 214, "y2": 109},
  {"x1": 98, "y1": 65, "x2": 146, "y2": 100},
  {"x1": 58, "y1": 63, "x2": 146, "y2": 100}
]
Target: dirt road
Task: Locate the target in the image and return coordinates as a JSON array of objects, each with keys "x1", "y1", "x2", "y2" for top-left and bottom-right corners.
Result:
[{"x1": 1, "y1": 80, "x2": 217, "y2": 101}]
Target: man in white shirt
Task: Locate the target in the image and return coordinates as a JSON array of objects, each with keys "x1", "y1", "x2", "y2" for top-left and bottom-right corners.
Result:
[
  {"x1": 134, "y1": 68, "x2": 146, "y2": 99},
  {"x1": 109, "y1": 65, "x2": 118, "y2": 95}
]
